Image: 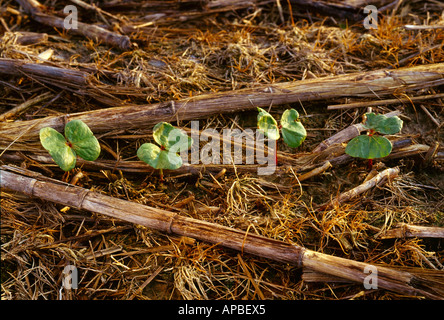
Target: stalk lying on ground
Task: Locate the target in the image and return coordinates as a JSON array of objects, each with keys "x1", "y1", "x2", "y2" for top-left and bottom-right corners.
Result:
[
  {"x1": 1, "y1": 62, "x2": 444, "y2": 148},
  {"x1": 15, "y1": 0, "x2": 131, "y2": 50},
  {"x1": 319, "y1": 167, "x2": 400, "y2": 210},
  {"x1": 1, "y1": 165, "x2": 443, "y2": 299}
]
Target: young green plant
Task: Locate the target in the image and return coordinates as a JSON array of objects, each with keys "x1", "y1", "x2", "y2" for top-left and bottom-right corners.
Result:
[
  {"x1": 39, "y1": 120, "x2": 101, "y2": 172},
  {"x1": 345, "y1": 112, "x2": 403, "y2": 169},
  {"x1": 137, "y1": 122, "x2": 193, "y2": 180},
  {"x1": 257, "y1": 107, "x2": 307, "y2": 164}
]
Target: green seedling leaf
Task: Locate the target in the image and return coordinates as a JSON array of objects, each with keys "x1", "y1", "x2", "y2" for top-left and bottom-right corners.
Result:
[
  {"x1": 153, "y1": 122, "x2": 175, "y2": 149},
  {"x1": 345, "y1": 135, "x2": 393, "y2": 159},
  {"x1": 65, "y1": 120, "x2": 101, "y2": 161},
  {"x1": 257, "y1": 107, "x2": 280, "y2": 140},
  {"x1": 137, "y1": 142, "x2": 183, "y2": 170},
  {"x1": 280, "y1": 109, "x2": 307, "y2": 148},
  {"x1": 39, "y1": 120, "x2": 100, "y2": 171},
  {"x1": 39, "y1": 127, "x2": 77, "y2": 171},
  {"x1": 364, "y1": 113, "x2": 403, "y2": 135},
  {"x1": 138, "y1": 122, "x2": 193, "y2": 171},
  {"x1": 153, "y1": 122, "x2": 193, "y2": 151}
]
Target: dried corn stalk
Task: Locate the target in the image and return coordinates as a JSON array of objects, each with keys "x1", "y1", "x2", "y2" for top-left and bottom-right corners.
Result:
[
  {"x1": 1, "y1": 62, "x2": 443, "y2": 146},
  {"x1": 1, "y1": 165, "x2": 443, "y2": 299}
]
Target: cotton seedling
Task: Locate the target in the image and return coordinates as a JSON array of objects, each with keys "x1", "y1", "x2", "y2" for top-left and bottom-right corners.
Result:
[
  {"x1": 257, "y1": 107, "x2": 307, "y2": 164},
  {"x1": 39, "y1": 120, "x2": 101, "y2": 171},
  {"x1": 137, "y1": 122, "x2": 193, "y2": 180},
  {"x1": 345, "y1": 112, "x2": 403, "y2": 168}
]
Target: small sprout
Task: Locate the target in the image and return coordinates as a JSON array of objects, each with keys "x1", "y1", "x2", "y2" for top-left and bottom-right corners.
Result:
[
  {"x1": 137, "y1": 122, "x2": 193, "y2": 177},
  {"x1": 257, "y1": 107, "x2": 307, "y2": 165},
  {"x1": 345, "y1": 112, "x2": 403, "y2": 165},
  {"x1": 257, "y1": 107, "x2": 307, "y2": 148},
  {"x1": 39, "y1": 120, "x2": 101, "y2": 172}
]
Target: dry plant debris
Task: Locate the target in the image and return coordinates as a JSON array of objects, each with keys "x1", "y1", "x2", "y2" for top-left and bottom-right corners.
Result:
[{"x1": 1, "y1": 0, "x2": 444, "y2": 300}]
